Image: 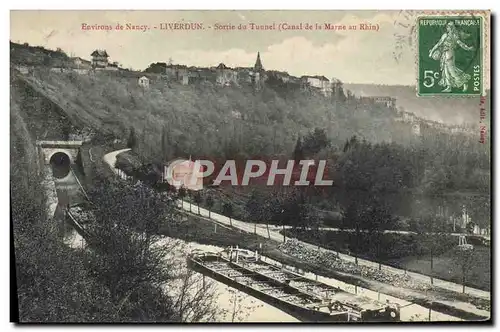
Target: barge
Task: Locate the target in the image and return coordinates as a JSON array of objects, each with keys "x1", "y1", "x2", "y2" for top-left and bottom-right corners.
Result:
[{"x1": 187, "y1": 247, "x2": 400, "y2": 322}]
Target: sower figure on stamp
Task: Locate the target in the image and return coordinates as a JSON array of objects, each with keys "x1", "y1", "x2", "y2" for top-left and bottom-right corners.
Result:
[{"x1": 428, "y1": 21, "x2": 475, "y2": 92}]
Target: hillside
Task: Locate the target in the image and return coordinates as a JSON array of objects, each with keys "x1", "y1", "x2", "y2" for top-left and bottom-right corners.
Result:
[
  {"x1": 12, "y1": 66, "x2": 419, "y2": 163},
  {"x1": 11, "y1": 41, "x2": 72, "y2": 67},
  {"x1": 344, "y1": 83, "x2": 490, "y2": 126}
]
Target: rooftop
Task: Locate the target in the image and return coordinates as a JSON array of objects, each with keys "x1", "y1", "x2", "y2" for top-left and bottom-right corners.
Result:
[{"x1": 91, "y1": 49, "x2": 109, "y2": 57}]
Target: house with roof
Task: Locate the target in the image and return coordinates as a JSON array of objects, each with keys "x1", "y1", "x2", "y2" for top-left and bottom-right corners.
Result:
[
  {"x1": 138, "y1": 75, "x2": 150, "y2": 88},
  {"x1": 412, "y1": 123, "x2": 421, "y2": 136},
  {"x1": 165, "y1": 64, "x2": 189, "y2": 84},
  {"x1": 234, "y1": 67, "x2": 253, "y2": 84},
  {"x1": 71, "y1": 57, "x2": 92, "y2": 69},
  {"x1": 301, "y1": 75, "x2": 331, "y2": 96},
  {"x1": 374, "y1": 96, "x2": 397, "y2": 108},
  {"x1": 215, "y1": 63, "x2": 238, "y2": 86},
  {"x1": 402, "y1": 112, "x2": 416, "y2": 123},
  {"x1": 90, "y1": 50, "x2": 109, "y2": 68},
  {"x1": 287, "y1": 75, "x2": 302, "y2": 85},
  {"x1": 267, "y1": 70, "x2": 291, "y2": 83},
  {"x1": 301, "y1": 75, "x2": 330, "y2": 89},
  {"x1": 196, "y1": 67, "x2": 218, "y2": 83}
]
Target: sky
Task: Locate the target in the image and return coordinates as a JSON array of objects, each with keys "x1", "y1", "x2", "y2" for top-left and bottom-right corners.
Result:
[{"x1": 10, "y1": 10, "x2": 420, "y2": 85}]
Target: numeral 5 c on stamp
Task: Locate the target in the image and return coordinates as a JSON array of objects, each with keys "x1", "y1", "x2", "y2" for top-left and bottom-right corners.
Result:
[{"x1": 417, "y1": 15, "x2": 483, "y2": 96}]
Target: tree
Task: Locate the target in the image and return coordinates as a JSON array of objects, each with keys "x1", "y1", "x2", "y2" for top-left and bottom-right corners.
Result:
[
  {"x1": 193, "y1": 191, "x2": 202, "y2": 215},
  {"x1": 453, "y1": 246, "x2": 475, "y2": 293},
  {"x1": 416, "y1": 214, "x2": 446, "y2": 279},
  {"x1": 222, "y1": 202, "x2": 234, "y2": 226},
  {"x1": 293, "y1": 136, "x2": 304, "y2": 162},
  {"x1": 127, "y1": 127, "x2": 137, "y2": 149},
  {"x1": 84, "y1": 176, "x2": 220, "y2": 321},
  {"x1": 205, "y1": 195, "x2": 214, "y2": 219},
  {"x1": 302, "y1": 128, "x2": 329, "y2": 155},
  {"x1": 161, "y1": 125, "x2": 168, "y2": 162},
  {"x1": 340, "y1": 198, "x2": 365, "y2": 265},
  {"x1": 466, "y1": 195, "x2": 490, "y2": 235},
  {"x1": 85, "y1": 178, "x2": 178, "y2": 313},
  {"x1": 342, "y1": 139, "x2": 350, "y2": 153},
  {"x1": 364, "y1": 200, "x2": 398, "y2": 270},
  {"x1": 224, "y1": 287, "x2": 263, "y2": 322},
  {"x1": 245, "y1": 190, "x2": 265, "y2": 234},
  {"x1": 187, "y1": 190, "x2": 193, "y2": 213},
  {"x1": 262, "y1": 190, "x2": 288, "y2": 240},
  {"x1": 145, "y1": 62, "x2": 168, "y2": 74},
  {"x1": 14, "y1": 221, "x2": 119, "y2": 322},
  {"x1": 42, "y1": 55, "x2": 51, "y2": 66},
  {"x1": 178, "y1": 186, "x2": 187, "y2": 210},
  {"x1": 172, "y1": 269, "x2": 221, "y2": 322}
]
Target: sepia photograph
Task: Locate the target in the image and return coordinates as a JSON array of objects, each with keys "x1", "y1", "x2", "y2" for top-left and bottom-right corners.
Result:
[{"x1": 9, "y1": 9, "x2": 491, "y2": 324}]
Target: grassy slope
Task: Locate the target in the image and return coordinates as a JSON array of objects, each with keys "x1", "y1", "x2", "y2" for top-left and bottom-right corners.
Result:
[
  {"x1": 286, "y1": 229, "x2": 490, "y2": 290},
  {"x1": 389, "y1": 247, "x2": 490, "y2": 291},
  {"x1": 10, "y1": 79, "x2": 40, "y2": 182}
]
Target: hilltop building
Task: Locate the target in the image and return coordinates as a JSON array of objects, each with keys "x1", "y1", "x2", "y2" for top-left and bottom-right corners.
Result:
[
  {"x1": 71, "y1": 57, "x2": 92, "y2": 68},
  {"x1": 91, "y1": 50, "x2": 109, "y2": 68},
  {"x1": 374, "y1": 96, "x2": 397, "y2": 108},
  {"x1": 254, "y1": 51, "x2": 264, "y2": 72},
  {"x1": 165, "y1": 64, "x2": 190, "y2": 84},
  {"x1": 235, "y1": 67, "x2": 253, "y2": 84},
  {"x1": 216, "y1": 63, "x2": 238, "y2": 86},
  {"x1": 412, "y1": 123, "x2": 421, "y2": 136},
  {"x1": 138, "y1": 75, "x2": 150, "y2": 88},
  {"x1": 251, "y1": 52, "x2": 266, "y2": 90},
  {"x1": 301, "y1": 75, "x2": 331, "y2": 96}
]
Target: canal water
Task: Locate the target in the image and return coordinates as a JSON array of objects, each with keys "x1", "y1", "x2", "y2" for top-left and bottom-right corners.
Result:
[{"x1": 64, "y1": 228, "x2": 463, "y2": 322}]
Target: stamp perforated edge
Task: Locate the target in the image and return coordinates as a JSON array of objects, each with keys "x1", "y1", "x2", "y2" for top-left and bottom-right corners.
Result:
[{"x1": 411, "y1": 10, "x2": 490, "y2": 98}]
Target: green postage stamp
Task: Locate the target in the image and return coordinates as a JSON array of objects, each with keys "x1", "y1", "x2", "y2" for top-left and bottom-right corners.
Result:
[{"x1": 417, "y1": 14, "x2": 484, "y2": 96}]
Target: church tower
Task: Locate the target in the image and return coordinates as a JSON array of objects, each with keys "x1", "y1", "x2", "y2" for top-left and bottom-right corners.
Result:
[
  {"x1": 252, "y1": 52, "x2": 265, "y2": 90},
  {"x1": 254, "y1": 52, "x2": 264, "y2": 72}
]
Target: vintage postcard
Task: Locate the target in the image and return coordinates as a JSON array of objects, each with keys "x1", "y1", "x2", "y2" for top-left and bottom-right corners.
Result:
[{"x1": 10, "y1": 10, "x2": 491, "y2": 323}]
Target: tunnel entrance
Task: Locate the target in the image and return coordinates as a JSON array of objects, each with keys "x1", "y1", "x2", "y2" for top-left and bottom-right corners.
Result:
[{"x1": 50, "y1": 152, "x2": 71, "y2": 179}]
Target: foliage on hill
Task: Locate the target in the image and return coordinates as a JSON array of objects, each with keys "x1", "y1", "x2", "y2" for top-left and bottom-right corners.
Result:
[
  {"x1": 10, "y1": 41, "x2": 70, "y2": 67},
  {"x1": 16, "y1": 64, "x2": 413, "y2": 161},
  {"x1": 11, "y1": 77, "x2": 219, "y2": 322}
]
